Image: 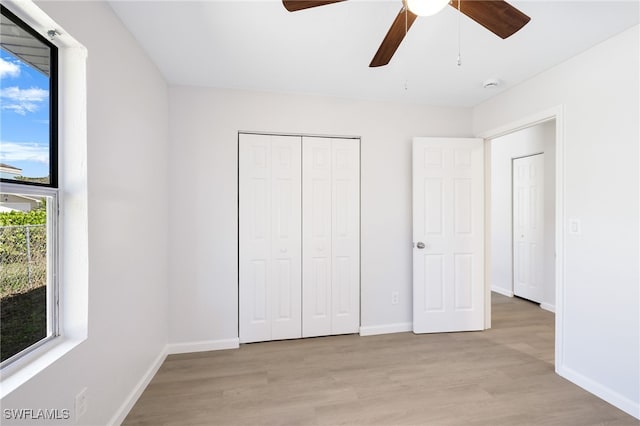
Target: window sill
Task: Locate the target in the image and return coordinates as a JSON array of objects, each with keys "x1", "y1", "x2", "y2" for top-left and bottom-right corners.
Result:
[{"x1": 0, "y1": 336, "x2": 85, "y2": 399}]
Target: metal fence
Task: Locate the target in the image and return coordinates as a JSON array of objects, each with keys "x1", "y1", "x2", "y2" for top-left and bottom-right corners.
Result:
[{"x1": 0, "y1": 224, "x2": 47, "y2": 298}]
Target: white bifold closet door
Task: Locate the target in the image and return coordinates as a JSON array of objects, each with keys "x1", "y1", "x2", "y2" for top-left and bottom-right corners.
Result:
[
  {"x1": 302, "y1": 137, "x2": 360, "y2": 337},
  {"x1": 239, "y1": 134, "x2": 302, "y2": 343}
]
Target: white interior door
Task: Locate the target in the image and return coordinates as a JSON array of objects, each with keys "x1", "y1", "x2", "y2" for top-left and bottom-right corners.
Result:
[
  {"x1": 513, "y1": 154, "x2": 544, "y2": 303},
  {"x1": 239, "y1": 134, "x2": 302, "y2": 343},
  {"x1": 303, "y1": 137, "x2": 360, "y2": 337},
  {"x1": 412, "y1": 138, "x2": 484, "y2": 333}
]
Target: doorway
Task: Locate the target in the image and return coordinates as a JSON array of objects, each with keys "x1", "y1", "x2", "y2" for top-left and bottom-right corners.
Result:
[
  {"x1": 489, "y1": 121, "x2": 556, "y2": 312},
  {"x1": 481, "y1": 106, "x2": 564, "y2": 371}
]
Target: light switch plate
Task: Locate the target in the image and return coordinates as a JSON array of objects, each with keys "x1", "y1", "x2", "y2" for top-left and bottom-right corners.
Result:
[{"x1": 569, "y1": 218, "x2": 581, "y2": 235}]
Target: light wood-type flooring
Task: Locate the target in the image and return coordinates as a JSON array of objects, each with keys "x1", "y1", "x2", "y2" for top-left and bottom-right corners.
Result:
[{"x1": 124, "y1": 294, "x2": 638, "y2": 425}]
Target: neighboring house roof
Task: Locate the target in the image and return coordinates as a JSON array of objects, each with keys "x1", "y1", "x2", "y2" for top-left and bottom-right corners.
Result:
[
  {"x1": 0, "y1": 163, "x2": 22, "y2": 175},
  {"x1": 0, "y1": 194, "x2": 42, "y2": 212},
  {"x1": 0, "y1": 205, "x2": 20, "y2": 213},
  {"x1": 1, "y1": 193, "x2": 41, "y2": 203},
  {"x1": 0, "y1": 13, "x2": 50, "y2": 76}
]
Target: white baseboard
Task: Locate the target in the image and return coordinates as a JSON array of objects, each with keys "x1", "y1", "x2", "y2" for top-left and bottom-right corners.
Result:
[
  {"x1": 167, "y1": 338, "x2": 239, "y2": 355},
  {"x1": 558, "y1": 364, "x2": 640, "y2": 420},
  {"x1": 360, "y1": 322, "x2": 412, "y2": 336},
  {"x1": 540, "y1": 302, "x2": 556, "y2": 313},
  {"x1": 491, "y1": 287, "x2": 514, "y2": 297},
  {"x1": 108, "y1": 345, "x2": 167, "y2": 426}
]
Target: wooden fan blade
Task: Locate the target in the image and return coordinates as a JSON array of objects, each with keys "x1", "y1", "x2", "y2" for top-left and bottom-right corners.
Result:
[
  {"x1": 369, "y1": 7, "x2": 418, "y2": 68},
  {"x1": 450, "y1": 0, "x2": 530, "y2": 39},
  {"x1": 283, "y1": 0, "x2": 347, "y2": 12},
  {"x1": 449, "y1": 0, "x2": 531, "y2": 38}
]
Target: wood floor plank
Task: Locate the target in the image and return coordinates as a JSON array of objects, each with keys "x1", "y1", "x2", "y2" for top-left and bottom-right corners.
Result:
[{"x1": 124, "y1": 294, "x2": 638, "y2": 425}]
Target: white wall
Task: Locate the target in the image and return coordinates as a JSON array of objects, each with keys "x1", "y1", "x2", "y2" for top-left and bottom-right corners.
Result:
[
  {"x1": 1, "y1": 2, "x2": 170, "y2": 425},
  {"x1": 474, "y1": 25, "x2": 639, "y2": 418},
  {"x1": 167, "y1": 87, "x2": 472, "y2": 346},
  {"x1": 490, "y1": 121, "x2": 556, "y2": 311}
]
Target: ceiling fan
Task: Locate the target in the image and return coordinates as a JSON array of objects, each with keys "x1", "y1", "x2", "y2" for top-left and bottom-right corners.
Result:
[{"x1": 282, "y1": 0, "x2": 531, "y2": 67}]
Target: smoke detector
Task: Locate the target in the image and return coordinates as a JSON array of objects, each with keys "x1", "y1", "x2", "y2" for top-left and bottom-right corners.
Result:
[{"x1": 483, "y1": 78, "x2": 501, "y2": 89}]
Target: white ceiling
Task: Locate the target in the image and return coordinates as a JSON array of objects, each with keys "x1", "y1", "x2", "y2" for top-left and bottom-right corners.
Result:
[{"x1": 109, "y1": 0, "x2": 639, "y2": 107}]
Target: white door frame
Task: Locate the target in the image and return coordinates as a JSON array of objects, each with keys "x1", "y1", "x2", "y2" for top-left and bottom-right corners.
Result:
[{"x1": 477, "y1": 105, "x2": 565, "y2": 372}]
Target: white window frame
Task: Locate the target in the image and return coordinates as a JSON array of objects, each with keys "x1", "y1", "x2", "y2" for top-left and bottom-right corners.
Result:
[
  {"x1": 0, "y1": 2, "x2": 59, "y2": 369},
  {"x1": 0, "y1": 0, "x2": 88, "y2": 397},
  {"x1": 0, "y1": 183, "x2": 59, "y2": 368}
]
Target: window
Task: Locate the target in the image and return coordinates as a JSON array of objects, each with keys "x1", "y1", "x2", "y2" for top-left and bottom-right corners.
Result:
[{"x1": 0, "y1": 5, "x2": 58, "y2": 368}]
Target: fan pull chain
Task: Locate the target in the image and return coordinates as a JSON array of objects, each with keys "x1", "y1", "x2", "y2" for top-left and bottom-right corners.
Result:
[
  {"x1": 457, "y1": 0, "x2": 462, "y2": 66},
  {"x1": 405, "y1": 2, "x2": 409, "y2": 91}
]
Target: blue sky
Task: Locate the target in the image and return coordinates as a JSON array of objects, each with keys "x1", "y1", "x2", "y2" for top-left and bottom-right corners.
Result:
[{"x1": 0, "y1": 48, "x2": 50, "y2": 179}]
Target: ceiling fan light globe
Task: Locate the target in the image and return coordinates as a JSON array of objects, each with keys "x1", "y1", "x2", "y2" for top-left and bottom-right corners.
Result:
[{"x1": 406, "y1": 0, "x2": 450, "y2": 16}]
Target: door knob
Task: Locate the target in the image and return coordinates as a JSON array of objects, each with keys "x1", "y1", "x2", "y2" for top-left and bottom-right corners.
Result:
[{"x1": 416, "y1": 242, "x2": 426, "y2": 249}]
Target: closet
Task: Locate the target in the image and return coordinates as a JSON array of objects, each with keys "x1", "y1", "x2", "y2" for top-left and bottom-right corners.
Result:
[{"x1": 238, "y1": 133, "x2": 360, "y2": 343}]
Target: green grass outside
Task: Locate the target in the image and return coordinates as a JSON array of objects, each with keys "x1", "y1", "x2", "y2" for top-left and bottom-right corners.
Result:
[
  {"x1": 0, "y1": 225, "x2": 48, "y2": 362},
  {"x1": 0, "y1": 285, "x2": 47, "y2": 362}
]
